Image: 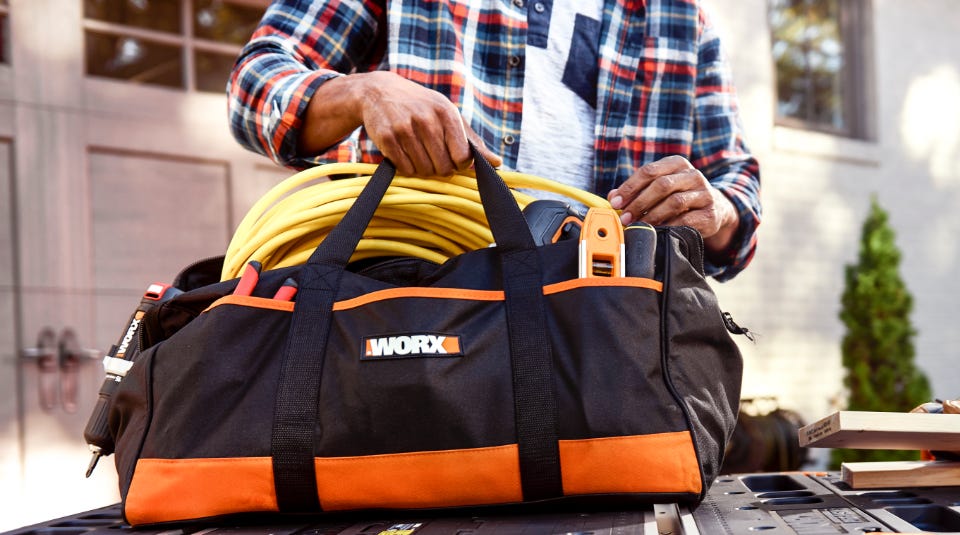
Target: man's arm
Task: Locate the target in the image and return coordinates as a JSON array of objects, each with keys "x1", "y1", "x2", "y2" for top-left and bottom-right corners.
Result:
[
  {"x1": 688, "y1": 7, "x2": 761, "y2": 280},
  {"x1": 297, "y1": 71, "x2": 501, "y2": 177},
  {"x1": 227, "y1": 0, "x2": 384, "y2": 168},
  {"x1": 228, "y1": 0, "x2": 500, "y2": 174},
  {"x1": 606, "y1": 8, "x2": 760, "y2": 281}
]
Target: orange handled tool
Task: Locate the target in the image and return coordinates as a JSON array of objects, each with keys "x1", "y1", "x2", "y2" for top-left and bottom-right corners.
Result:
[{"x1": 578, "y1": 207, "x2": 625, "y2": 278}]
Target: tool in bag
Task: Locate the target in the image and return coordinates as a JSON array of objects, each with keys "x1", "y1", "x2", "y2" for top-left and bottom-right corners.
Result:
[
  {"x1": 83, "y1": 283, "x2": 182, "y2": 477},
  {"x1": 521, "y1": 199, "x2": 583, "y2": 246},
  {"x1": 105, "y1": 146, "x2": 747, "y2": 526}
]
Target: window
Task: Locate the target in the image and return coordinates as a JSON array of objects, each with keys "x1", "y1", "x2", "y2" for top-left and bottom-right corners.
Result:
[
  {"x1": 83, "y1": 0, "x2": 266, "y2": 93},
  {"x1": 769, "y1": 0, "x2": 872, "y2": 139}
]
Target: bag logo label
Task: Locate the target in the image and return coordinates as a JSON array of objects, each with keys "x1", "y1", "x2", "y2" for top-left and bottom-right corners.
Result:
[{"x1": 363, "y1": 334, "x2": 462, "y2": 359}]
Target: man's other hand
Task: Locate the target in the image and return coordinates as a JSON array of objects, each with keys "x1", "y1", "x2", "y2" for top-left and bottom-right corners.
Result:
[{"x1": 606, "y1": 155, "x2": 739, "y2": 256}]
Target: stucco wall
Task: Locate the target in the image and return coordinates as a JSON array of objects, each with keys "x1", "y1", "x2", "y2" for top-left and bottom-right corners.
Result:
[{"x1": 707, "y1": 0, "x2": 960, "y2": 466}]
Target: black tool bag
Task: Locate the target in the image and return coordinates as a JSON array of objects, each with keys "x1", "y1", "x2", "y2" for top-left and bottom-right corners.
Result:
[{"x1": 109, "y1": 148, "x2": 744, "y2": 526}]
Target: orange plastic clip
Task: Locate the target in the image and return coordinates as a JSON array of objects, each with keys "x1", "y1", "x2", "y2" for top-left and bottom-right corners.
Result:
[
  {"x1": 578, "y1": 207, "x2": 625, "y2": 278},
  {"x1": 551, "y1": 215, "x2": 583, "y2": 244}
]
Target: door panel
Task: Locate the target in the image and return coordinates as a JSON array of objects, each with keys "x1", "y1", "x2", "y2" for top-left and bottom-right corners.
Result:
[
  {"x1": 89, "y1": 151, "x2": 230, "y2": 351},
  {"x1": 0, "y1": 140, "x2": 22, "y2": 521},
  {"x1": 1, "y1": 150, "x2": 232, "y2": 531}
]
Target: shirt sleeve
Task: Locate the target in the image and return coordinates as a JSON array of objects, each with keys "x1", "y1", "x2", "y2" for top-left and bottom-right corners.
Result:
[
  {"x1": 690, "y1": 9, "x2": 762, "y2": 282},
  {"x1": 227, "y1": 0, "x2": 385, "y2": 169}
]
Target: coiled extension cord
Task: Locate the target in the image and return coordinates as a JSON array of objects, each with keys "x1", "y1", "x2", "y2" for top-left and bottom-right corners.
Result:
[{"x1": 222, "y1": 162, "x2": 611, "y2": 281}]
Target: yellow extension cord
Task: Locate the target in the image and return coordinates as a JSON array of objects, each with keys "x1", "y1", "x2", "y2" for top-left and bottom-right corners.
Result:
[{"x1": 221, "y1": 162, "x2": 612, "y2": 281}]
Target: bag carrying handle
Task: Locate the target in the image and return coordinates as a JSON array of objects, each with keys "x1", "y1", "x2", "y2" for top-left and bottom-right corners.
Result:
[
  {"x1": 271, "y1": 145, "x2": 561, "y2": 513},
  {"x1": 305, "y1": 143, "x2": 537, "y2": 267}
]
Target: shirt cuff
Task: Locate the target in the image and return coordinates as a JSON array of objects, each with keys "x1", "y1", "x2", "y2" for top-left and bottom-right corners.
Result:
[
  {"x1": 705, "y1": 181, "x2": 760, "y2": 282},
  {"x1": 264, "y1": 71, "x2": 342, "y2": 167}
]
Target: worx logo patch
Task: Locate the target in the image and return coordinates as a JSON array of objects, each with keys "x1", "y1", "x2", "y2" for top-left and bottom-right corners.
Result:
[{"x1": 363, "y1": 334, "x2": 462, "y2": 359}]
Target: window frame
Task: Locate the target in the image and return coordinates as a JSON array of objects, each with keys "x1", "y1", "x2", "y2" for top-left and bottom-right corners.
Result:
[
  {"x1": 769, "y1": 0, "x2": 875, "y2": 141},
  {"x1": 82, "y1": 0, "x2": 267, "y2": 93}
]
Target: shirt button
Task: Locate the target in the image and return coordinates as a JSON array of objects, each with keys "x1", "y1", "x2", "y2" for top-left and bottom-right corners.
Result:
[
  {"x1": 512, "y1": 0, "x2": 524, "y2": 7},
  {"x1": 508, "y1": 55, "x2": 521, "y2": 68},
  {"x1": 503, "y1": 135, "x2": 516, "y2": 145},
  {"x1": 534, "y1": 2, "x2": 545, "y2": 12}
]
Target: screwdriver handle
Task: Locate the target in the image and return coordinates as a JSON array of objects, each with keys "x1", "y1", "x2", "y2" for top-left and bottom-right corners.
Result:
[
  {"x1": 83, "y1": 373, "x2": 121, "y2": 460},
  {"x1": 82, "y1": 283, "x2": 182, "y2": 477},
  {"x1": 624, "y1": 223, "x2": 657, "y2": 279}
]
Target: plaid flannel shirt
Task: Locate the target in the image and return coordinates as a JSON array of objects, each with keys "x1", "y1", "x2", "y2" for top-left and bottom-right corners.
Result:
[{"x1": 228, "y1": 0, "x2": 761, "y2": 280}]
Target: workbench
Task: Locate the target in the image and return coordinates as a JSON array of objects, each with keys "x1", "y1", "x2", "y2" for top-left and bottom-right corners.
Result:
[{"x1": 4, "y1": 472, "x2": 960, "y2": 534}]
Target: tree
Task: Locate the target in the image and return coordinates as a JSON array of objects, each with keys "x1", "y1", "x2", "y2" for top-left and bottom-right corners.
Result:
[{"x1": 831, "y1": 196, "x2": 932, "y2": 468}]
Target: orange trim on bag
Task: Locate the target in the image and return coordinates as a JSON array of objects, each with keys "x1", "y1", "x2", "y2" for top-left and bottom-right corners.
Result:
[
  {"x1": 559, "y1": 431, "x2": 701, "y2": 495},
  {"x1": 315, "y1": 444, "x2": 523, "y2": 510},
  {"x1": 332, "y1": 287, "x2": 506, "y2": 311},
  {"x1": 543, "y1": 277, "x2": 662, "y2": 294},
  {"x1": 123, "y1": 432, "x2": 699, "y2": 525},
  {"x1": 125, "y1": 457, "x2": 278, "y2": 526},
  {"x1": 204, "y1": 294, "x2": 295, "y2": 313},
  {"x1": 203, "y1": 278, "x2": 660, "y2": 315}
]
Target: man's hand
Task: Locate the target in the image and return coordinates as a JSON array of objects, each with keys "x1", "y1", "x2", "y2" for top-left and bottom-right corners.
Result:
[
  {"x1": 607, "y1": 155, "x2": 739, "y2": 256},
  {"x1": 299, "y1": 71, "x2": 501, "y2": 177}
]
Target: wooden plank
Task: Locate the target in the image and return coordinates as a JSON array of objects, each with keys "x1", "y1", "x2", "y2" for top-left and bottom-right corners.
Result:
[
  {"x1": 842, "y1": 460, "x2": 960, "y2": 489},
  {"x1": 799, "y1": 411, "x2": 960, "y2": 450}
]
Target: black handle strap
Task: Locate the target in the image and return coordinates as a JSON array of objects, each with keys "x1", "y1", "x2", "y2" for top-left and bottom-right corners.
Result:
[
  {"x1": 270, "y1": 148, "x2": 561, "y2": 512},
  {"x1": 472, "y1": 147, "x2": 562, "y2": 501},
  {"x1": 501, "y1": 248, "x2": 563, "y2": 501},
  {"x1": 270, "y1": 261, "x2": 341, "y2": 512}
]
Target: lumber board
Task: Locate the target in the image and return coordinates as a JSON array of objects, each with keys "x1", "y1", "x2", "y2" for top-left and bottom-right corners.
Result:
[
  {"x1": 842, "y1": 460, "x2": 960, "y2": 489},
  {"x1": 798, "y1": 411, "x2": 960, "y2": 450}
]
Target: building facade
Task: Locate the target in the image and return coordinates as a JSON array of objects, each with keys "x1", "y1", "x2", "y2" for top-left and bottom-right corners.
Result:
[
  {"x1": 0, "y1": 0, "x2": 958, "y2": 529},
  {"x1": 710, "y1": 0, "x2": 960, "y2": 461}
]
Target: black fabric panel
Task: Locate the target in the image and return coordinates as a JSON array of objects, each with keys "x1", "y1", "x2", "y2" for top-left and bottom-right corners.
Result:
[
  {"x1": 172, "y1": 256, "x2": 225, "y2": 291},
  {"x1": 547, "y1": 285, "x2": 684, "y2": 440},
  {"x1": 138, "y1": 307, "x2": 288, "y2": 459},
  {"x1": 318, "y1": 295, "x2": 516, "y2": 455},
  {"x1": 661, "y1": 229, "x2": 742, "y2": 500},
  {"x1": 561, "y1": 14, "x2": 600, "y2": 108},
  {"x1": 527, "y1": 0, "x2": 554, "y2": 48},
  {"x1": 110, "y1": 345, "x2": 154, "y2": 502}
]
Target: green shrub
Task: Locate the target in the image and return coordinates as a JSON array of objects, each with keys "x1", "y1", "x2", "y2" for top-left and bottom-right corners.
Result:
[{"x1": 831, "y1": 196, "x2": 932, "y2": 468}]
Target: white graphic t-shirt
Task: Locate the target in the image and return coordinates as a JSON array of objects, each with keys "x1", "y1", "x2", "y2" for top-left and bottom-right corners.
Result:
[{"x1": 516, "y1": 0, "x2": 603, "y2": 200}]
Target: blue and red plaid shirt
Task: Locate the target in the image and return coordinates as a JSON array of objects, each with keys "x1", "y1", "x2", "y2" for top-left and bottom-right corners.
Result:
[{"x1": 228, "y1": 0, "x2": 761, "y2": 280}]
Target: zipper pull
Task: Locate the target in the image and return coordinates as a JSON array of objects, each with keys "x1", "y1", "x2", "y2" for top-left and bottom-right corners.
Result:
[{"x1": 722, "y1": 312, "x2": 755, "y2": 342}]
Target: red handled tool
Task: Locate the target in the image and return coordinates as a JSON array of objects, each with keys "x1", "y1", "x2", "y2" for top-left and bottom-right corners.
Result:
[
  {"x1": 233, "y1": 260, "x2": 262, "y2": 296},
  {"x1": 273, "y1": 278, "x2": 298, "y2": 301}
]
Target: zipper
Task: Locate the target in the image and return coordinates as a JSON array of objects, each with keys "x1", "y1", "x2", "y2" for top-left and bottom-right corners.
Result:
[
  {"x1": 658, "y1": 233, "x2": 708, "y2": 499},
  {"x1": 722, "y1": 311, "x2": 755, "y2": 342}
]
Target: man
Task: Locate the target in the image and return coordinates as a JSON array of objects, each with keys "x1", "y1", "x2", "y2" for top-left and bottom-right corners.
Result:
[{"x1": 228, "y1": 0, "x2": 760, "y2": 280}]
